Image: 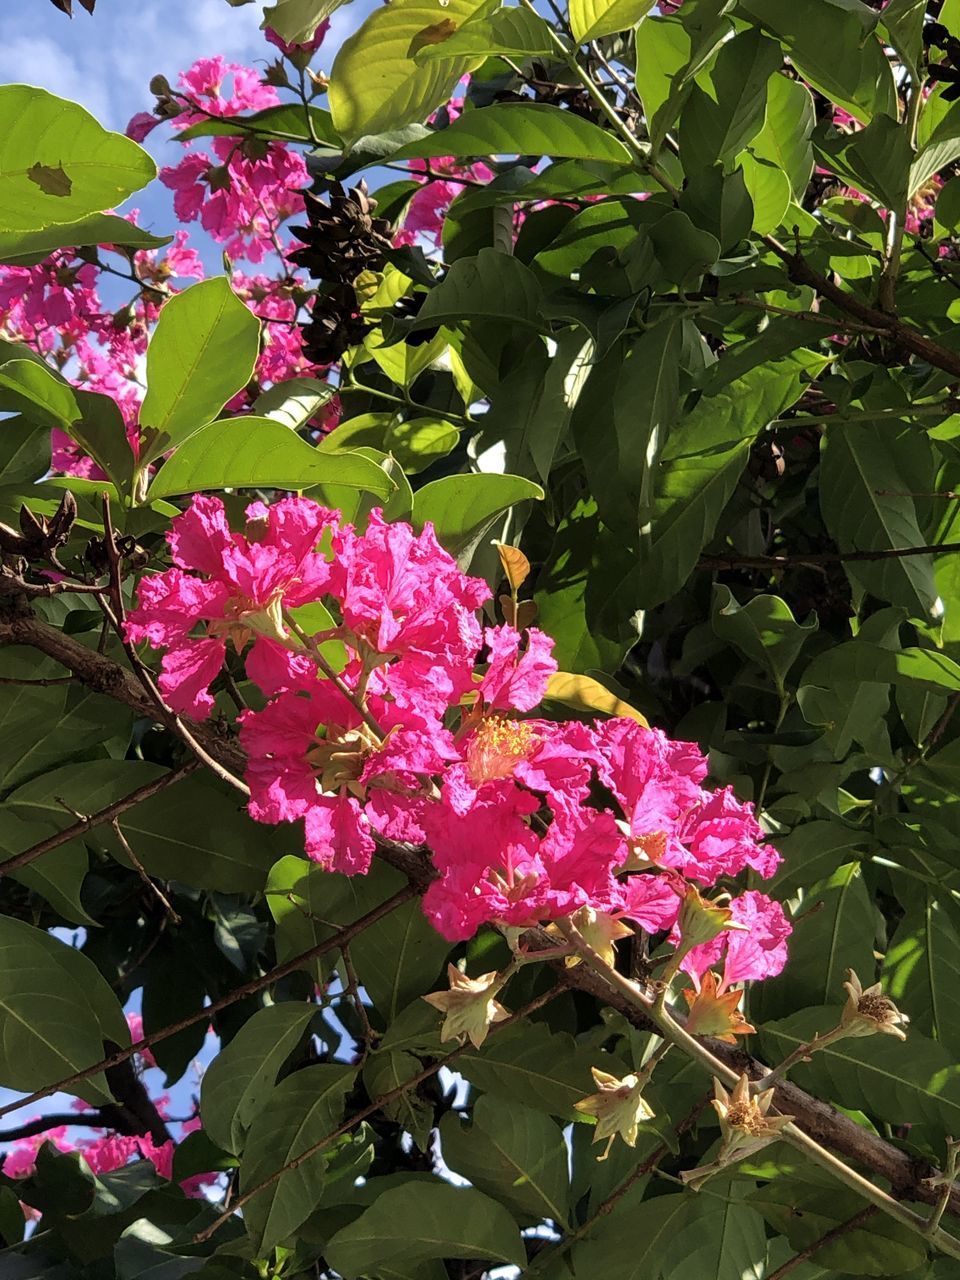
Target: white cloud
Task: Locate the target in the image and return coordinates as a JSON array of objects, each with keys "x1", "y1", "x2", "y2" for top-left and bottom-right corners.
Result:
[{"x1": 0, "y1": 34, "x2": 111, "y2": 120}]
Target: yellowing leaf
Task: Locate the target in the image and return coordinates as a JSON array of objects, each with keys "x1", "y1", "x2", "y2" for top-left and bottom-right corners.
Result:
[
  {"x1": 545, "y1": 672, "x2": 648, "y2": 725},
  {"x1": 495, "y1": 541, "x2": 531, "y2": 591}
]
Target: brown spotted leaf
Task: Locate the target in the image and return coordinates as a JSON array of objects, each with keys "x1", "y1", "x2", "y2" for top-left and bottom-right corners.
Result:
[
  {"x1": 407, "y1": 18, "x2": 459, "y2": 56},
  {"x1": 27, "y1": 163, "x2": 72, "y2": 197}
]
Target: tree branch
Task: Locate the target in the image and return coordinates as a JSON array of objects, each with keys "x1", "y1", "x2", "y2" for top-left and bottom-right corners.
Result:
[
  {"x1": 767, "y1": 1206, "x2": 879, "y2": 1280},
  {"x1": 0, "y1": 762, "x2": 200, "y2": 878},
  {"x1": 698, "y1": 542, "x2": 960, "y2": 571}
]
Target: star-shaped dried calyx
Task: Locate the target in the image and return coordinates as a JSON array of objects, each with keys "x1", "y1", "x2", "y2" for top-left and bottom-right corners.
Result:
[
  {"x1": 682, "y1": 1073, "x2": 793, "y2": 1190},
  {"x1": 840, "y1": 969, "x2": 908, "y2": 1041},
  {"x1": 574, "y1": 1067, "x2": 656, "y2": 1161},
  {"x1": 683, "y1": 971, "x2": 755, "y2": 1043},
  {"x1": 558, "y1": 906, "x2": 633, "y2": 969},
  {"x1": 422, "y1": 964, "x2": 510, "y2": 1049}
]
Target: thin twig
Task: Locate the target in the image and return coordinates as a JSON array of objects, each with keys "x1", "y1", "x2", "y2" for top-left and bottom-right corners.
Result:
[
  {"x1": 193, "y1": 984, "x2": 563, "y2": 1244},
  {"x1": 0, "y1": 675, "x2": 74, "y2": 686},
  {"x1": 340, "y1": 942, "x2": 378, "y2": 1056},
  {"x1": 0, "y1": 761, "x2": 200, "y2": 878},
  {"x1": 0, "y1": 884, "x2": 418, "y2": 1122},
  {"x1": 110, "y1": 818, "x2": 181, "y2": 926},
  {"x1": 767, "y1": 1207, "x2": 879, "y2": 1280},
  {"x1": 697, "y1": 541, "x2": 960, "y2": 571},
  {"x1": 0, "y1": 1113, "x2": 103, "y2": 1142}
]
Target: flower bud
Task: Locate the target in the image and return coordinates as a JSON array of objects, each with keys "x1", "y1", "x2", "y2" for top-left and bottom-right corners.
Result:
[
  {"x1": 149, "y1": 74, "x2": 172, "y2": 97},
  {"x1": 422, "y1": 964, "x2": 510, "y2": 1049}
]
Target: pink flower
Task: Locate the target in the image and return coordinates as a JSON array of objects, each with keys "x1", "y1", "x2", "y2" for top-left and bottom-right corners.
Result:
[
  {"x1": 479, "y1": 625, "x2": 557, "y2": 712},
  {"x1": 125, "y1": 111, "x2": 161, "y2": 142},
  {"x1": 678, "y1": 891, "x2": 791, "y2": 985},
  {"x1": 265, "y1": 19, "x2": 329, "y2": 56}
]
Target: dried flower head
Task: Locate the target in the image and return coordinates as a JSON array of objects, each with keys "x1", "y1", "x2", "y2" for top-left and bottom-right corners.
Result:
[
  {"x1": 422, "y1": 964, "x2": 510, "y2": 1049},
  {"x1": 574, "y1": 1066, "x2": 656, "y2": 1161},
  {"x1": 840, "y1": 969, "x2": 908, "y2": 1041}
]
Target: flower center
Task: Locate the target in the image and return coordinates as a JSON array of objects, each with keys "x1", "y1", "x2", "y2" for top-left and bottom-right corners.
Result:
[
  {"x1": 725, "y1": 1102, "x2": 766, "y2": 1135},
  {"x1": 858, "y1": 993, "x2": 894, "y2": 1022},
  {"x1": 466, "y1": 717, "x2": 537, "y2": 784}
]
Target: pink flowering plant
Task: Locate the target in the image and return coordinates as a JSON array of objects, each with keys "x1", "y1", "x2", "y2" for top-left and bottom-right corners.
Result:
[{"x1": 2, "y1": 0, "x2": 960, "y2": 1275}]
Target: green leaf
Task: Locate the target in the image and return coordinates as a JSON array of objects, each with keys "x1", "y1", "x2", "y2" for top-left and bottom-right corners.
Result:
[
  {"x1": 565, "y1": 1191, "x2": 691, "y2": 1278},
  {"x1": 0, "y1": 810, "x2": 92, "y2": 924},
  {"x1": 883, "y1": 892, "x2": 960, "y2": 1057},
  {"x1": 814, "y1": 114, "x2": 912, "y2": 210},
  {"x1": 147, "y1": 417, "x2": 394, "y2": 500},
  {"x1": 201, "y1": 1003, "x2": 317, "y2": 1155},
  {"x1": 802, "y1": 642, "x2": 960, "y2": 698},
  {"x1": 325, "y1": 1182, "x2": 526, "y2": 1276},
  {"x1": 679, "y1": 29, "x2": 783, "y2": 170},
  {"x1": 660, "y1": 1181, "x2": 767, "y2": 1280},
  {"x1": 349, "y1": 897, "x2": 449, "y2": 1023},
  {"x1": 0, "y1": 214, "x2": 169, "y2": 265},
  {"x1": 769, "y1": 821, "x2": 867, "y2": 897},
  {"x1": 749, "y1": 1177, "x2": 927, "y2": 1275},
  {"x1": 6, "y1": 761, "x2": 279, "y2": 894},
  {"x1": 0, "y1": 86, "x2": 155, "y2": 232},
  {"x1": 749, "y1": 74, "x2": 816, "y2": 199},
  {"x1": 638, "y1": 351, "x2": 828, "y2": 608},
  {"x1": 390, "y1": 102, "x2": 632, "y2": 165},
  {"x1": 570, "y1": 0, "x2": 656, "y2": 43},
  {"x1": 138, "y1": 278, "x2": 261, "y2": 467},
  {"x1": 249, "y1": 377, "x2": 336, "y2": 430},
  {"x1": 762, "y1": 1007, "x2": 960, "y2": 1140},
  {"x1": 411, "y1": 247, "x2": 543, "y2": 332},
  {"x1": 262, "y1": 0, "x2": 345, "y2": 44},
  {"x1": 0, "y1": 358, "x2": 80, "y2": 431},
  {"x1": 411, "y1": 471, "x2": 543, "y2": 557},
  {"x1": 634, "y1": 14, "x2": 731, "y2": 153},
  {"x1": 0, "y1": 415, "x2": 50, "y2": 484},
  {"x1": 415, "y1": 6, "x2": 556, "y2": 60},
  {"x1": 739, "y1": 0, "x2": 897, "y2": 125},
  {"x1": 738, "y1": 150, "x2": 792, "y2": 233},
  {"x1": 820, "y1": 422, "x2": 937, "y2": 615},
  {"x1": 458, "y1": 1020, "x2": 616, "y2": 1119},
  {"x1": 240, "y1": 1064, "x2": 356, "y2": 1255},
  {"x1": 754, "y1": 864, "x2": 875, "y2": 1023},
  {"x1": 439, "y1": 1096, "x2": 570, "y2": 1227},
  {"x1": 0, "y1": 915, "x2": 128, "y2": 1106},
  {"x1": 535, "y1": 499, "x2": 642, "y2": 673},
  {"x1": 648, "y1": 209, "x2": 720, "y2": 285},
  {"x1": 0, "y1": 650, "x2": 131, "y2": 793},
  {"x1": 329, "y1": 0, "x2": 493, "y2": 144},
  {"x1": 177, "y1": 103, "x2": 337, "y2": 146},
  {"x1": 712, "y1": 585, "x2": 817, "y2": 692},
  {"x1": 326, "y1": 415, "x2": 458, "y2": 475}
]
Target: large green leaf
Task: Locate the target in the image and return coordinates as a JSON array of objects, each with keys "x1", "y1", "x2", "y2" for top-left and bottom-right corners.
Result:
[
  {"x1": 411, "y1": 471, "x2": 543, "y2": 557},
  {"x1": 883, "y1": 891, "x2": 960, "y2": 1057},
  {"x1": 390, "y1": 103, "x2": 632, "y2": 165},
  {"x1": 660, "y1": 1182, "x2": 767, "y2": 1280},
  {"x1": 458, "y1": 1021, "x2": 618, "y2": 1119},
  {"x1": 814, "y1": 113, "x2": 912, "y2": 211},
  {"x1": 240, "y1": 1064, "x2": 356, "y2": 1255},
  {"x1": 753, "y1": 864, "x2": 876, "y2": 1023},
  {"x1": 821, "y1": 421, "x2": 937, "y2": 615},
  {"x1": 201, "y1": 1003, "x2": 317, "y2": 1155},
  {"x1": 769, "y1": 821, "x2": 867, "y2": 897},
  {"x1": 712, "y1": 586, "x2": 817, "y2": 693},
  {"x1": 638, "y1": 350, "x2": 828, "y2": 608},
  {"x1": 411, "y1": 248, "x2": 544, "y2": 332},
  {"x1": 147, "y1": 417, "x2": 395, "y2": 500},
  {"x1": 0, "y1": 809, "x2": 91, "y2": 925},
  {"x1": 349, "y1": 898, "x2": 449, "y2": 1024},
  {"x1": 565, "y1": 1191, "x2": 691, "y2": 1278},
  {"x1": 570, "y1": 0, "x2": 657, "y2": 44},
  {"x1": 415, "y1": 6, "x2": 555, "y2": 60},
  {"x1": 138, "y1": 278, "x2": 261, "y2": 467},
  {"x1": 739, "y1": 0, "x2": 897, "y2": 124},
  {"x1": 325, "y1": 1182, "x2": 525, "y2": 1276},
  {"x1": 0, "y1": 650, "x2": 131, "y2": 794},
  {"x1": 329, "y1": 0, "x2": 493, "y2": 144},
  {"x1": 749, "y1": 1177, "x2": 927, "y2": 1275},
  {"x1": 679, "y1": 28, "x2": 783, "y2": 171},
  {"x1": 762, "y1": 1007, "x2": 960, "y2": 1140},
  {"x1": 0, "y1": 214, "x2": 169, "y2": 265},
  {"x1": 439, "y1": 1096, "x2": 570, "y2": 1227},
  {"x1": 0, "y1": 915, "x2": 128, "y2": 1106},
  {"x1": 0, "y1": 86, "x2": 155, "y2": 232},
  {"x1": 0, "y1": 358, "x2": 79, "y2": 430},
  {"x1": 262, "y1": 0, "x2": 346, "y2": 44},
  {"x1": 6, "y1": 761, "x2": 280, "y2": 894},
  {"x1": 249, "y1": 376, "x2": 336, "y2": 430},
  {"x1": 749, "y1": 73, "x2": 816, "y2": 199},
  {"x1": 634, "y1": 13, "x2": 732, "y2": 152}
]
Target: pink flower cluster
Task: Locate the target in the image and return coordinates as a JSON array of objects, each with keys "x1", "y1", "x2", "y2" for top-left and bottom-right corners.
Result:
[{"x1": 126, "y1": 496, "x2": 789, "y2": 988}]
